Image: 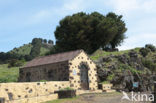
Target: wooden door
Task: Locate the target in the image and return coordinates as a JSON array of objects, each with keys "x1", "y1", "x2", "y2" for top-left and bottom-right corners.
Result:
[{"x1": 80, "y1": 64, "x2": 89, "y2": 90}]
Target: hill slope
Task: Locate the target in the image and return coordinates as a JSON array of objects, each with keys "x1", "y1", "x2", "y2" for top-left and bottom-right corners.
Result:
[{"x1": 9, "y1": 43, "x2": 52, "y2": 56}]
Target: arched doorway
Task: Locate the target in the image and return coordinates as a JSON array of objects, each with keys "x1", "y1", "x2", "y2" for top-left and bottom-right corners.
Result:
[{"x1": 79, "y1": 62, "x2": 89, "y2": 90}]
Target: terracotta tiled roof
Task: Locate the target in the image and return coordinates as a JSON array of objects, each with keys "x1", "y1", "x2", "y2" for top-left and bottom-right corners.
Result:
[{"x1": 23, "y1": 50, "x2": 83, "y2": 68}]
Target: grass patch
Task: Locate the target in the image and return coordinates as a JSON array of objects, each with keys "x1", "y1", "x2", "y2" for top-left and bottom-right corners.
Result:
[
  {"x1": 90, "y1": 48, "x2": 141, "y2": 60},
  {"x1": 44, "y1": 96, "x2": 79, "y2": 103},
  {"x1": 118, "y1": 63, "x2": 144, "y2": 74},
  {"x1": 39, "y1": 80, "x2": 47, "y2": 82},
  {"x1": 90, "y1": 50, "x2": 130, "y2": 60},
  {"x1": 100, "y1": 81, "x2": 110, "y2": 84},
  {"x1": 0, "y1": 64, "x2": 19, "y2": 83}
]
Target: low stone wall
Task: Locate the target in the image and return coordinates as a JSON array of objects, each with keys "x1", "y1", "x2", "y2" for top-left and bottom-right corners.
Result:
[
  {"x1": 5, "y1": 94, "x2": 58, "y2": 103},
  {"x1": 0, "y1": 81, "x2": 70, "y2": 103},
  {"x1": 102, "y1": 84, "x2": 112, "y2": 90},
  {"x1": 100, "y1": 84, "x2": 116, "y2": 93}
]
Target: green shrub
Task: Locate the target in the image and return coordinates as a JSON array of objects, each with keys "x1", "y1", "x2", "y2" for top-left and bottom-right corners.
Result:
[
  {"x1": 118, "y1": 64, "x2": 142, "y2": 74},
  {"x1": 107, "y1": 74, "x2": 115, "y2": 81},
  {"x1": 145, "y1": 44, "x2": 156, "y2": 52},
  {"x1": 100, "y1": 81, "x2": 110, "y2": 84},
  {"x1": 139, "y1": 47, "x2": 150, "y2": 57},
  {"x1": 8, "y1": 59, "x2": 25, "y2": 68},
  {"x1": 118, "y1": 64, "x2": 128, "y2": 71},
  {"x1": 142, "y1": 59, "x2": 156, "y2": 72}
]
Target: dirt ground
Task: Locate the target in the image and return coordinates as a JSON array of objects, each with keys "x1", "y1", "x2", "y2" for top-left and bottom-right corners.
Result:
[{"x1": 61, "y1": 92, "x2": 152, "y2": 103}]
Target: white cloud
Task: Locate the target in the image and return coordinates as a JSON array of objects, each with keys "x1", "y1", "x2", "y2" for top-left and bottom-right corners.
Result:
[
  {"x1": 29, "y1": 0, "x2": 86, "y2": 24},
  {"x1": 30, "y1": 0, "x2": 156, "y2": 23},
  {"x1": 118, "y1": 33, "x2": 156, "y2": 50},
  {"x1": 109, "y1": 0, "x2": 139, "y2": 14},
  {"x1": 142, "y1": 0, "x2": 156, "y2": 12},
  {"x1": 30, "y1": 10, "x2": 52, "y2": 24},
  {"x1": 63, "y1": 0, "x2": 85, "y2": 11},
  {"x1": 108, "y1": 0, "x2": 156, "y2": 50},
  {"x1": 108, "y1": 0, "x2": 156, "y2": 16}
]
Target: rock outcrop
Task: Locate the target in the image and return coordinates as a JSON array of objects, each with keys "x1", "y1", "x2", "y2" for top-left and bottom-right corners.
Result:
[{"x1": 93, "y1": 46, "x2": 156, "y2": 92}]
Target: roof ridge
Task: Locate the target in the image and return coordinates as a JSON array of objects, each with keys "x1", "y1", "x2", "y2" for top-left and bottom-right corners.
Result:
[{"x1": 35, "y1": 49, "x2": 83, "y2": 59}]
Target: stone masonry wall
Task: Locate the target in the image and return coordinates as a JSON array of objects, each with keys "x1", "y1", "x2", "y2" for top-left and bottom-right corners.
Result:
[
  {"x1": 19, "y1": 61, "x2": 69, "y2": 82},
  {"x1": 0, "y1": 81, "x2": 69, "y2": 103},
  {"x1": 68, "y1": 51, "x2": 98, "y2": 90}
]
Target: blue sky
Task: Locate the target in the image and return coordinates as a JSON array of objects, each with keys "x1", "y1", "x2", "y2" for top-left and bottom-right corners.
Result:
[{"x1": 0, "y1": 0, "x2": 156, "y2": 52}]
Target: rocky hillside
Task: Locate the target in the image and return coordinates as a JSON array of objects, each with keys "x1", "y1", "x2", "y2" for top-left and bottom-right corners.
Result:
[{"x1": 91, "y1": 44, "x2": 156, "y2": 92}]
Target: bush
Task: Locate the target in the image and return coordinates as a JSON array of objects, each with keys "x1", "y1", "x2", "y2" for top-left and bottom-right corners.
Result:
[
  {"x1": 145, "y1": 44, "x2": 156, "y2": 52},
  {"x1": 8, "y1": 59, "x2": 25, "y2": 68},
  {"x1": 118, "y1": 64, "x2": 142, "y2": 74},
  {"x1": 142, "y1": 59, "x2": 156, "y2": 72},
  {"x1": 139, "y1": 48, "x2": 150, "y2": 57},
  {"x1": 45, "y1": 45, "x2": 59, "y2": 55},
  {"x1": 107, "y1": 74, "x2": 115, "y2": 81},
  {"x1": 24, "y1": 55, "x2": 32, "y2": 61}
]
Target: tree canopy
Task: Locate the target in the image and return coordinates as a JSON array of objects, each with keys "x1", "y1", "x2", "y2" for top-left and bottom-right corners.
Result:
[
  {"x1": 48, "y1": 40, "x2": 54, "y2": 45},
  {"x1": 54, "y1": 12, "x2": 127, "y2": 54},
  {"x1": 29, "y1": 38, "x2": 42, "y2": 59}
]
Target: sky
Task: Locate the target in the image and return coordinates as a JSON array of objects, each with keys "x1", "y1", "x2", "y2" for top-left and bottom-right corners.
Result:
[{"x1": 0, "y1": 0, "x2": 156, "y2": 52}]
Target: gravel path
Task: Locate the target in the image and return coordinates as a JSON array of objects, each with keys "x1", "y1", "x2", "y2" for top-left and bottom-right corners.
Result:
[{"x1": 62, "y1": 92, "x2": 151, "y2": 103}]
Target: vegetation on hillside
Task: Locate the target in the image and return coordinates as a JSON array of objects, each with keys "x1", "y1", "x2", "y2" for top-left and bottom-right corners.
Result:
[
  {"x1": 10, "y1": 44, "x2": 52, "y2": 56},
  {"x1": 10, "y1": 38, "x2": 53, "y2": 57},
  {"x1": 0, "y1": 38, "x2": 53, "y2": 64},
  {"x1": 90, "y1": 47, "x2": 141, "y2": 60}
]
